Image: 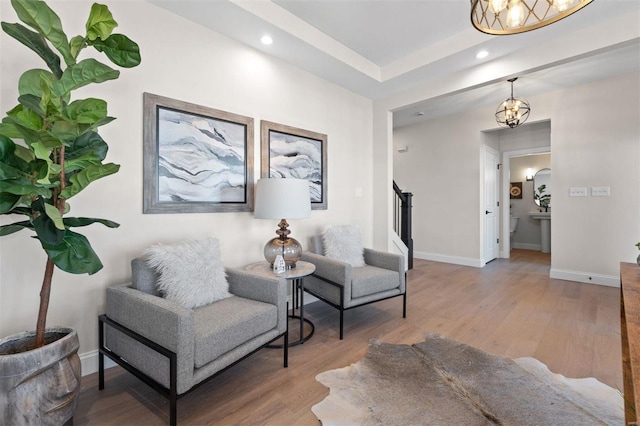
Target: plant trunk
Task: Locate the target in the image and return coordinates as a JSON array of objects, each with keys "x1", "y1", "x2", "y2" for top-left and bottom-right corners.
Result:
[
  {"x1": 35, "y1": 258, "x2": 55, "y2": 348},
  {"x1": 33, "y1": 145, "x2": 66, "y2": 349}
]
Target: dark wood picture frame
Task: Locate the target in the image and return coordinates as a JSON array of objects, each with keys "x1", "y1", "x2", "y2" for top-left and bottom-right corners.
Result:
[
  {"x1": 260, "y1": 121, "x2": 328, "y2": 210},
  {"x1": 510, "y1": 182, "x2": 523, "y2": 199},
  {"x1": 143, "y1": 93, "x2": 254, "y2": 213}
]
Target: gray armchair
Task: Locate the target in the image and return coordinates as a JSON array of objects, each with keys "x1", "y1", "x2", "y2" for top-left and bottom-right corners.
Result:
[
  {"x1": 301, "y1": 236, "x2": 406, "y2": 339},
  {"x1": 98, "y1": 258, "x2": 288, "y2": 426}
]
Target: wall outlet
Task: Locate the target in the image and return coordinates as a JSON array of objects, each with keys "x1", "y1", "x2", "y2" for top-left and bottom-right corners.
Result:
[
  {"x1": 569, "y1": 187, "x2": 587, "y2": 197},
  {"x1": 355, "y1": 187, "x2": 363, "y2": 197},
  {"x1": 592, "y1": 186, "x2": 610, "y2": 196}
]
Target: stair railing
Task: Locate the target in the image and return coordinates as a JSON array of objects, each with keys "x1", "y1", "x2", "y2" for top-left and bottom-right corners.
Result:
[{"x1": 393, "y1": 181, "x2": 413, "y2": 269}]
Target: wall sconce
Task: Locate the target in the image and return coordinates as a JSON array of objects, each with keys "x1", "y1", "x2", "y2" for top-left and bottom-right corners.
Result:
[{"x1": 526, "y1": 168, "x2": 534, "y2": 181}]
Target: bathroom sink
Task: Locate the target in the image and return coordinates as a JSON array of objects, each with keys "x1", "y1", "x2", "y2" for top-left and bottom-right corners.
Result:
[
  {"x1": 529, "y1": 211, "x2": 551, "y2": 220},
  {"x1": 528, "y1": 212, "x2": 551, "y2": 253}
]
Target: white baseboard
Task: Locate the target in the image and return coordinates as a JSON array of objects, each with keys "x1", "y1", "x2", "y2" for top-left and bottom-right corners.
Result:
[
  {"x1": 550, "y1": 268, "x2": 620, "y2": 287},
  {"x1": 512, "y1": 242, "x2": 542, "y2": 251},
  {"x1": 80, "y1": 349, "x2": 116, "y2": 376},
  {"x1": 414, "y1": 251, "x2": 482, "y2": 268},
  {"x1": 81, "y1": 293, "x2": 321, "y2": 377}
]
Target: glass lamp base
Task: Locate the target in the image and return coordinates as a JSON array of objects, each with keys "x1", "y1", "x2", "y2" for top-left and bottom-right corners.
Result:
[{"x1": 264, "y1": 237, "x2": 302, "y2": 268}]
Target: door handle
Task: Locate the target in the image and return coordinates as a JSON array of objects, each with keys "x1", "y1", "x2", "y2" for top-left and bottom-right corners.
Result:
[{"x1": 485, "y1": 210, "x2": 491, "y2": 214}]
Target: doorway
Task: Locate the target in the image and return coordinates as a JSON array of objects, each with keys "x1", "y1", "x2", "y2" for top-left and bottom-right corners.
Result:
[
  {"x1": 501, "y1": 147, "x2": 551, "y2": 257},
  {"x1": 480, "y1": 119, "x2": 551, "y2": 261}
]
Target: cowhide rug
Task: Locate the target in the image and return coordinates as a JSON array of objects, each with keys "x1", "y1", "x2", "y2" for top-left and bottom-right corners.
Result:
[{"x1": 312, "y1": 333, "x2": 623, "y2": 425}]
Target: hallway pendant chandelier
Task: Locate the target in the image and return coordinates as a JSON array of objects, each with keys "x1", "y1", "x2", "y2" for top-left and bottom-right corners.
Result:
[
  {"x1": 495, "y1": 78, "x2": 530, "y2": 128},
  {"x1": 471, "y1": 0, "x2": 594, "y2": 35}
]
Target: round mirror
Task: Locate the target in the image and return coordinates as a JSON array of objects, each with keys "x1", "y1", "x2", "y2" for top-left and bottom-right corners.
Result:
[{"x1": 533, "y1": 168, "x2": 551, "y2": 210}]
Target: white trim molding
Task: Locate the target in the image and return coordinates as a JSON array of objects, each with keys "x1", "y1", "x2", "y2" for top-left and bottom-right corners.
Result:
[
  {"x1": 414, "y1": 251, "x2": 482, "y2": 268},
  {"x1": 81, "y1": 349, "x2": 116, "y2": 376},
  {"x1": 550, "y1": 268, "x2": 620, "y2": 287}
]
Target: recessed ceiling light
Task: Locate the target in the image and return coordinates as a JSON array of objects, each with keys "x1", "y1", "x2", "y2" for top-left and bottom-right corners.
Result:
[
  {"x1": 476, "y1": 50, "x2": 489, "y2": 59},
  {"x1": 260, "y1": 35, "x2": 273, "y2": 45}
]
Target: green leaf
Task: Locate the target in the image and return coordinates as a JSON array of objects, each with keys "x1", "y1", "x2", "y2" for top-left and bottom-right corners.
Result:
[
  {"x1": 8, "y1": 105, "x2": 43, "y2": 131},
  {"x1": 52, "y1": 58, "x2": 119, "y2": 98},
  {"x1": 42, "y1": 229, "x2": 103, "y2": 275},
  {"x1": 89, "y1": 34, "x2": 141, "y2": 68},
  {"x1": 89, "y1": 116, "x2": 115, "y2": 130},
  {"x1": 13, "y1": 144, "x2": 35, "y2": 163},
  {"x1": 64, "y1": 154, "x2": 102, "y2": 174},
  {"x1": 44, "y1": 201, "x2": 64, "y2": 230},
  {"x1": 1, "y1": 22, "x2": 62, "y2": 78},
  {"x1": 66, "y1": 131, "x2": 108, "y2": 161},
  {"x1": 60, "y1": 163, "x2": 119, "y2": 199},
  {"x1": 0, "y1": 138, "x2": 30, "y2": 175},
  {"x1": 0, "y1": 181, "x2": 53, "y2": 198},
  {"x1": 0, "y1": 220, "x2": 32, "y2": 236},
  {"x1": 18, "y1": 94, "x2": 44, "y2": 117},
  {"x1": 0, "y1": 162, "x2": 28, "y2": 180},
  {"x1": 10, "y1": 0, "x2": 74, "y2": 66},
  {"x1": 0, "y1": 122, "x2": 23, "y2": 139},
  {"x1": 50, "y1": 120, "x2": 83, "y2": 141},
  {"x1": 0, "y1": 135, "x2": 17, "y2": 162},
  {"x1": 3, "y1": 117, "x2": 40, "y2": 145},
  {"x1": 85, "y1": 3, "x2": 118, "y2": 41},
  {"x1": 64, "y1": 98, "x2": 107, "y2": 124},
  {"x1": 69, "y1": 35, "x2": 86, "y2": 59},
  {"x1": 18, "y1": 69, "x2": 49, "y2": 97},
  {"x1": 0, "y1": 193, "x2": 21, "y2": 214},
  {"x1": 33, "y1": 211, "x2": 65, "y2": 245},
  {"x1": 64, "y1": 217, "x2": 119, "y2": 228}
]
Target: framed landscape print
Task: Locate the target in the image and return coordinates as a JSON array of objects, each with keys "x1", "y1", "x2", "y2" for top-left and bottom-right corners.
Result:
[
  {"x1": 143, "y1": 93, "x2": 254, "y2": 213},
  {"x1": 260, "y1": 121, "x2": 327, "y2": 210}
]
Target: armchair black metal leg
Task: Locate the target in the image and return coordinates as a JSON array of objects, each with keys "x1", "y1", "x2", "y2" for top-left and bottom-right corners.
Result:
[
  {"x1": 403, "y1": 272, "x2": 408, "y2": 318},
  {"x1": 339, "y1": 309, "x2": 344, "y2": 340},
  {"x1": 169, "y1": 355, "x2": 177, "y2": 426},
  {"x1": 98, "y1": 317, "x2": 105, "y2": 390},
  {"x1": 284, "y1": 303, "x2": 289, "y2": 368},
  {"x1": 403, "y1": 292, "x2": 407, "y2": 318}
]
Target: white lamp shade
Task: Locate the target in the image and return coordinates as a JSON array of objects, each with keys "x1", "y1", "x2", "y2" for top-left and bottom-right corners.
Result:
[{"x1": 254, "y1": 178, "x2": 311, "y2": 219}]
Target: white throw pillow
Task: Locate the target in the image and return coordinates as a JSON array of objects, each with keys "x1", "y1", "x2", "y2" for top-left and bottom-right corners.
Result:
[
  {"x1": 145, "y1": 237, "x2": 232, "y2": 308},
  {"x1": 322, "y1": 225, "x2": 365, "y2": 267}
]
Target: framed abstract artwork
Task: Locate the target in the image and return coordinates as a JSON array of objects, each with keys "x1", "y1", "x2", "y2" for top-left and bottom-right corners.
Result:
[
  {"x1": 143, "y1": 93, "x2": 254, "y2": 213},
  {"x1": 510, "y1": 182, "x2": 523, "y2": 199},
  {"x1": 260, "y1": 121, "x2": 328, "y2": 210}
]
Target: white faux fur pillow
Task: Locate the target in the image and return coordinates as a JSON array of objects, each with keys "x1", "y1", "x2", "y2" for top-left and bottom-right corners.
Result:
[
  {"x1": 322, "y1": 225, "x2": 365, "y2": 267},
  {"x1": 145, "y1": 237, "x2": 232, "y2": 309}
]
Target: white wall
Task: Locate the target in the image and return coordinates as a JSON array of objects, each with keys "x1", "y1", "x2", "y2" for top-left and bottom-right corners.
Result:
[
  {"x1": 548, "y1": 73, "x2": 640, "y2": 285},
  {"x1": 0, "y1": 0, "x2": 373, "y2": 361},
  {"x1": 394, "y1": 109, "x2": 486, "y2": 265},
  {"x1": 394, "y1": 72, "x2": 640, "y2": 284}
]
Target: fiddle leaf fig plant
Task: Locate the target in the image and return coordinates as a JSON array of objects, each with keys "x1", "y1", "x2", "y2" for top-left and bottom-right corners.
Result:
[
  {"x1": 535, "y1": 184, "x2": 551, "y2": 211},
  {"x1": 0, "y1": 0, "x2": 141, "y2": 349}
]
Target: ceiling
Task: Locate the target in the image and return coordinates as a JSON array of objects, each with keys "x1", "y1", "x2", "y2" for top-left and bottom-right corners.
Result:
[{"x1": 151, "y1": 0, "x2": 640, "y2": 128}]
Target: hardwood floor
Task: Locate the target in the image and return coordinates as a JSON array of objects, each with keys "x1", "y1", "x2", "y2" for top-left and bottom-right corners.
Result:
[{"x1": 76, "y1": 250, "x2": 622, "y2": 425}]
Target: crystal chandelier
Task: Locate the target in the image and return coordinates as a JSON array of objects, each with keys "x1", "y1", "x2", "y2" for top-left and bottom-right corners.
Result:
[
  {"x1": 495, "y1": 78, "x2": 530, "y2": 128},
  {"x1": 471, "y1": 0, "x2": 594, "y2": 35}
]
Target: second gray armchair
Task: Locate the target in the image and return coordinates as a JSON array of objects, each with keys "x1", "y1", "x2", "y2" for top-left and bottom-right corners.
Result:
[{"x1": 301, "y1": 234, "x2": 406, "y2": 339}]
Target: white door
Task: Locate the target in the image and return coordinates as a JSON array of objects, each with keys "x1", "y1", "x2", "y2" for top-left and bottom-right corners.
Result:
[{"x1": 484, "y1": 147, "x2": 500, "y2": 263}]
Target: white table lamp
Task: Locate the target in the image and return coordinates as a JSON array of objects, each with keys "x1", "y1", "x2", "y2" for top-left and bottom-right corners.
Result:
[{"x1": 254, "y1": 178, "x2": 311, "y2": 268}]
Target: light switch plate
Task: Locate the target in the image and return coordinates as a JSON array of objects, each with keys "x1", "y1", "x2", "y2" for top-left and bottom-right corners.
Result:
[
  {"x1": 569, "y1": 187, "x2": 587, "y2": 197},
  {"x1": 592, "y1": 186, "x2": 610, "y2": 196}
]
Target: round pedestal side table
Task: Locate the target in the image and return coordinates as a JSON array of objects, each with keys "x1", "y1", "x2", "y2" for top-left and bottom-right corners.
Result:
[{"x1": 245, "y1": 260, "x2": 316, "y2": 347}]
